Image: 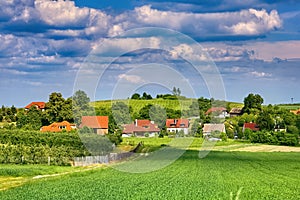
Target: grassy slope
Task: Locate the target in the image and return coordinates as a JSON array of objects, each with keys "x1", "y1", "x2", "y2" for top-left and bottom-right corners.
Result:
[
  {"x1": 93, "y1": 98, "x2": 197, "y2": 113},
  {"x1": 0, "y1": 150, "x2": 299, "y2": 199}
]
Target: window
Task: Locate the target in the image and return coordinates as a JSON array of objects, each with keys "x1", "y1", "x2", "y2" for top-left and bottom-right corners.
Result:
[{"x1": 59, "y1": 126, "x2": 66, "y2": 129}]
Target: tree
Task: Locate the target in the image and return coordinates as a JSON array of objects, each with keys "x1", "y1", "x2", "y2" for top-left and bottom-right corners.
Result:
[
  {"x1": 256, "y1": 111, "x2": 274, "y2": 131},
  {"x1": 111, "y1": 102, "x2": 132, "y2": 125},
  {"x1": 17, "y1": 107, "x2": 42, "y2": 130},
  {"x1": 131, "y1": 93, "x2": 141, "y2": 100},
  {"x1": 139, "y1": 104, "x2": 152, "y2": 119},
  {"x1": 45, "y1": 92, "x2": 73, "y2": 124},
  {"x1": 149, "y1": 105, "x2": 167, "y2": 129},
  {"x1": 242, "y1": 93, "x2": 264, "y2": 114},
  {"x1": 72, "y1": 90, "x2": 93, "y2": 125},
  {"x1": 172, "y1": 87, "x2": 181, "y2": 96}
]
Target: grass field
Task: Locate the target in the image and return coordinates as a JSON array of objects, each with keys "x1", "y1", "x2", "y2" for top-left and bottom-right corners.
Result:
[
  {"x1": 93, "y1": 98, "x2": 196, "y2": 113},
  {"x1": 0, "y1": 148, "x2": 299, "y2": 199}
]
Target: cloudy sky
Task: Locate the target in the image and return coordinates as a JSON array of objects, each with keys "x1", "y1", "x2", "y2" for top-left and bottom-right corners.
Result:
[{"x1": 1, "y1": 0, "x2": 300, "y2": 107}]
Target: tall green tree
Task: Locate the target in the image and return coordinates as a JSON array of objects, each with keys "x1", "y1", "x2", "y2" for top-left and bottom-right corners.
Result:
[
  {"x1": 72, "y1": 90, "x2": 93, "y2": 125},
  {"x1": 242, "y1": 93, "x2": 264, "y2": 114},
  {"x1": 45, "y1": 92, "x2": 73, "y2": 124},
  {"x1": 149, "y1": 105, "x2": 167, "y2": 129},
  {"x1": 111, "y1": 102, "x2": 132, "y2": 125}
]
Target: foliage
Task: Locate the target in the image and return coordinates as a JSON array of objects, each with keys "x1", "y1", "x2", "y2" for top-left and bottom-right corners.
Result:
[
  {"x1": 111, "y1": 102, "x2": 132, "y2": 125},
  {"x1": 242, "y1": 93, "x2": 264, "y2": 114},
  {"x1": 16, "y1": 107, "x2": 43, "y2": 130},
  {"x1": 72, "y1": 90, "x2": 93, "y2": 125},
  {"x1": 0, "y1": 129, "x2": 89, "y2": 165},
  {"x1": 250, "y1": 130, "x2": 299, "y2": 146},
  {"x1": 45, "y1": 92, "x2": 74, "y2": 124}
]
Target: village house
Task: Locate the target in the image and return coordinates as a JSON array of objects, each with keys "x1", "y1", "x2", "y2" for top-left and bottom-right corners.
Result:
[
  {"x1": 205, "y1": 107, "x2": 229, "y2": 118},
  {"x1": 80, "y1": 116, "x2": 109, "y2": 135},
  {"x1": 166, "y1": 119, "x2": 189, "y2": 135},
  {"x1": 202, "y1": 123, "x2": 226, "y2": 137},
  {"x1": 122, "y1": 119, "x2": 160, "y2": 137},
  {"x1": 40, "y1": 121, "x2": 76, "y2": 132},
  {"x1": 25, "y1": 102, "x2": 46, "y2": 111},
  {"x1": 229, "y1": 108, "x2": 243, "y2": 117},
  {"x1": 242, "y1": 122, "x2": 259, "y2": 132}
]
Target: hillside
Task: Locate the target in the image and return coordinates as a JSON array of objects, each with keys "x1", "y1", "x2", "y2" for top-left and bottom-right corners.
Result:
[{"x1": 92, "y1": 98, "x2": 197, "y2": 114}]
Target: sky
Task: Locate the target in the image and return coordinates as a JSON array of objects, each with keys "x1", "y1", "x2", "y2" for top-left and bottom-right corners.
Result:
[{"x1": 1, "y1": 0, "x2": 300, "y2": 107}]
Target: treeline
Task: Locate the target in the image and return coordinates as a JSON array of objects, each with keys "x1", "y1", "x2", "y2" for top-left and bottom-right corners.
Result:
[{"x1": 0, "y1": 129, "x2": 90, "y2": 165}]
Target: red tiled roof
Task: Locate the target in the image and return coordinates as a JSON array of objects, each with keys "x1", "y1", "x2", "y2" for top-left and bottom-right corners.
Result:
[
  {"x1": 243, "y1": 123, "x2": 259, "y2": 131},
  {"x1": 166, "y1": 119, "x2": 189, "y2": 128},
  {"x1": 25, "y1": 102, "x2": 46, "y2": 109},
  {"x1": 41, "y1": 121, "x2": 76, "y2": 132},
  {"x1": 136, "y1": 119, "x2": 152, "y2": 127},
  {"x1": 80, "y1": 116, "x2": 109, "y2": 129},
  {"x1": 123, "y1": 123, "x2": 160, "y2": 134},
  {"x1": 205, "y1": 107, "x2": 227, "y2": 115}
]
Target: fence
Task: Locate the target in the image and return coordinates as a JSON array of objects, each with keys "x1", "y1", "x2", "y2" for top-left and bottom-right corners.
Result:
[{"x1": 73, "y1": 152, "x2": 133, "y2": 166}]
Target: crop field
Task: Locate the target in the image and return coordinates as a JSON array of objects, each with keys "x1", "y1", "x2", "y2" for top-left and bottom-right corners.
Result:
[
  {"x1": 93, "y1": 99, "x2": 196, "y2": 113},
  {"x1": 0, "y1": 149, "x2": 299, "y2": 199}
]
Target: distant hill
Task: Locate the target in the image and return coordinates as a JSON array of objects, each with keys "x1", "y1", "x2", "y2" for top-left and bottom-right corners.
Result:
[
  {"x1": 92, "y1": 98, "x2": 244, "y2": 114},
  {"x1": 92, "y1": 98, "x2": 197, "y2": 114}
]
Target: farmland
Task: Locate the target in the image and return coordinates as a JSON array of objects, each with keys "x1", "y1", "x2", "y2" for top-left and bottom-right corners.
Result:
[
  {"x1": 93, "y1": 98, "x2": 196, "y2": 114},
  {"x1": 0, "y1": 149, "x2": 299, "y2": 199}
]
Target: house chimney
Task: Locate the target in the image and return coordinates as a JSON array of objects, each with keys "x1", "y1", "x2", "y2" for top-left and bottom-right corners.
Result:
[{"x1": 135, "y1": 119, "x2": 137, "y2": 126}]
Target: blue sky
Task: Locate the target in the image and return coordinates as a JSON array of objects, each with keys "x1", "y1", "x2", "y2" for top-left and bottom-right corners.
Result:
[{"x1": 1, "y1": 0, "x2": 300, "y2": 107}]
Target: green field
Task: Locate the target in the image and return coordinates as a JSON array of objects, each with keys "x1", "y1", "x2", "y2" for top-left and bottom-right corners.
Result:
[
  {"x1": 278, "y1": 104, "x2": 300, "y2": 110},
  {"x1": 0, "y1": 149, "x2": 299, "y2": 199},
  {"x1": 93, "y1": 99, "x2": 196, "y2": 113}
]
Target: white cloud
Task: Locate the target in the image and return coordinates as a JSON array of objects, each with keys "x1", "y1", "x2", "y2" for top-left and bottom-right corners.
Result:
[
  {"x1": 250, "y1": 71, "x2": 272, "y2": 78},
  {"x1": 128, "y1": 5, "x2": 282, "y2": 37},
  {"x1": 118, "y1": 74, "x2": 145, "y2": 84}
]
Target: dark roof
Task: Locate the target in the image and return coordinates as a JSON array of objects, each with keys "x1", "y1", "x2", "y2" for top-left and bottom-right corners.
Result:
[
  {"x1": 80, "y1": 116, "x2": 109, "y2": 129},
  {"x1": 229, "y1": 108, "x2": 243, "y2": 114}
]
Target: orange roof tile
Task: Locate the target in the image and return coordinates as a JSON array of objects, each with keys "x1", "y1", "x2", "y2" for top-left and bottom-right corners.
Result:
[
  {"x1": 166, "y1": 119, "x2": 189, "y2": 128},
  {"x1": 41, "y1": 121, "x2": 76, "y2": 132},
  {"x1": 25, "y1": 102, "x2": 46, "y2": 109},
  {"x1": 80, "y1": 116, "x2": 109, "y2": 129}
]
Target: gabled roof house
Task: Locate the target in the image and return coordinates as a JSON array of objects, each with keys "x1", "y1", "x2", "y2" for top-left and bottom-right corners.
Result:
[
  {"x1": 205, "y1": 107, "x2": 229, "y2": 118},
  {"x1": 166, "y1": 119, "x2": 189, "y2": 135},
  {"x1": 122, "y1": 119, "x2": 160, "y2": 137},
  {"x1": 203, "y1": 123, "x2": 226, "y2": 137},
  {"x1": 80, "y1": 116, "x2": 109, "y2": 135}
]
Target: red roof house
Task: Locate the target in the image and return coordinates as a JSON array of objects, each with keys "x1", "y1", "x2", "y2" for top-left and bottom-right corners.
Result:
[
  {"x1": 25, "y1": 102, "x2": 46, "y2": 111},
  {"x1": 122, "y1": 119, "x2": 160, "y2": 137},
  {"x1": 80, "y1": 116, "x2": 109, "y2": 135},
  {"x1": 243, "y1": 122, "x2": 259, "y2": 132},
  {"x1": 205, "y1": 107, "x2": 227, "y2": 115},
  {"x1": 40, "y1": 121, "x2": 76, "y2": 132},
  {"x1": 166, "y1": 119, "x2": 189, "y2": 135}
]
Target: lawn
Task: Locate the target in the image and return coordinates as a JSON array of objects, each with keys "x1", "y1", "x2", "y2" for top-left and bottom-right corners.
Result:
[{"x1": 0, "y1": 149, "x2": 299, "y2": 199}]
